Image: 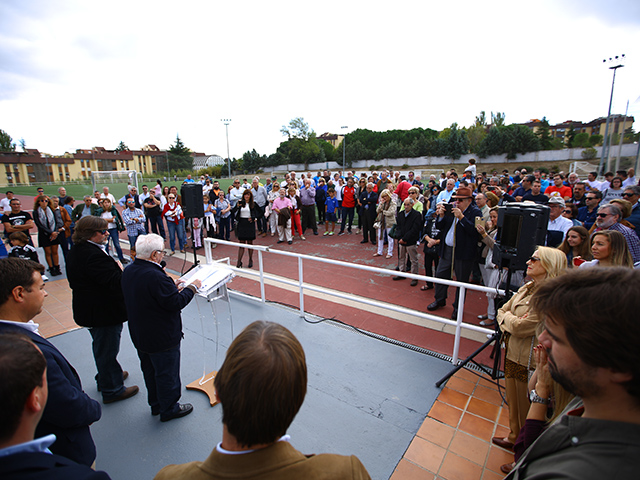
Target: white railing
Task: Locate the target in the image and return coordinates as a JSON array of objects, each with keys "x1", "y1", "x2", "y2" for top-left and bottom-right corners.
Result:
[{"x1": 203, "y1": 238, "x2": 504, "y2": 364}]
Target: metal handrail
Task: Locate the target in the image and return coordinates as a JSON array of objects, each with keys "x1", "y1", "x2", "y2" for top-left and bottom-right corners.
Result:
[{"x1": 203, "y1": 238, "x2": 504, "y2": 364}]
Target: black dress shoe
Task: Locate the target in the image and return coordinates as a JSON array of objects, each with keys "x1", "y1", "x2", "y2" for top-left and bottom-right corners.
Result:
[
  {"x1": 248, "y1": 259, "x2": 253, "y2": 268},
  {"x1": 427, "y1": 300, "x2": 446, "y2": 311},
  {"x1": 104, "y1": 385, "x2": 139, "y2": 404},
  {"x1": 451, "y1": 311, "x2": 458, "y2": 320},
  {"x1": 360, "y1": 239, "x2": 368, "y2": 244},
  {"x1": 277, "y1": 240, "x2": 283, "y2": 244},
  {"x1": 410, "y1": 280, "x2": 418, "y2": 286},
  {"x1": 160, "y1": 403, "x2": 194, "y2": 422},
  {"x1": 392, "y1": 276, "x2": 406, "y2": 281}
]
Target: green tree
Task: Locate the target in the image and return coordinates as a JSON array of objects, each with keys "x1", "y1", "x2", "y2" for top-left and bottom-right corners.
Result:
[
  {"x1": 168, "y1": 134, "x2": 193, "y2": 171},
  {"x1": 374, "y1": 141, "x2": 405, "y2": 160},
  {"x1": 491, "y1": 111, "x2": 506, "y2": 127},
  {"x1": 573, "y1": 132, "x2": 590, "y2": 148},
  {"x1": 0, "y1": 129, "x2": 16, "y2": 152},
  {"x1": 565, "y1": 123, "x2": 576, "y2": 148},
  {"x1": 242, "y1": 149, "x2": 266, "y2": 173},
  {"x1": 317, "y1": 139, "x2": 336, "y2": 163},
  {"x1": 589, "y1": 134, "x2": 603, "y2": 146},
  {"x1": 444, "y1": 123, "x2": 469, "y2": 159},
  {"x1": 467, "y1": 112, "x2": 488, "y2": 154},
  {"x1": 536, "y1": 117, "x2": 554, "y2": 150},
  {"x1": 503, "y1": 124, "x2": 541, "y2": 159},
  {"x1": 19, "y1": 138, "x2": 26, "y2": 152},
  {"x1": 345, "y1": 140, "x2": 373, "y2": 165},
  {"x1": 280, "y1": 117, "x2": 313, "y2": 140},
  {"x1": 115, "y1": 141, "x2": 129, "y2": 152}
]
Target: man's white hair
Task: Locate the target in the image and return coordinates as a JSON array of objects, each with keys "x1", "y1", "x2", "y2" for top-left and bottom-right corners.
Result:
[{"x1": 135, "y1": 234, "x2": 165, "y2": 259}]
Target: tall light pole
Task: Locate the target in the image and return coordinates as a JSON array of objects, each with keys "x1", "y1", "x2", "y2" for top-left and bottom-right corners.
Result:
[
  {"x1": 221, "y1": 119, "x2": 232, "y2": 178},
  {"x1": 341, "y1": 125, "x2": 348, "y2": 171},
  {"x1": 598, "y1": 55, "x2": 625, "y2": 175}
]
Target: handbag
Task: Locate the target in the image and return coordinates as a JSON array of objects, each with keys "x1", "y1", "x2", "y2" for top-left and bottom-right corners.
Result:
[{"x1": 389, "y1": 224, "x2": 399, "y2": 239}]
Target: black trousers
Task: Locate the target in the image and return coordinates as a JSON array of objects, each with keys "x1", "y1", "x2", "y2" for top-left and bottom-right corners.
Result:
[
  {"x1": 361, "y1": 211, "x2": 376, "y2": 242},
  {"x1": 301, "y1": 204, "x2": 317, "y2": 233},
  {"x1": 434, "y1": 245, "x2": 474, "y2": 312}
]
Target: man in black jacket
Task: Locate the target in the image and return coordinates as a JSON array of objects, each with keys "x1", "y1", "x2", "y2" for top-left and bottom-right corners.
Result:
[
  {"x1": 66, "y1": 216, "x2": 138, "y2": 404},
  {"x1": 428, "y1": 187, "x2": 482, "y2": 318},
  {"x1": 121, "y1": 234, "x2": 200, "y2": 422},
  {"x1": 359, "y1": 182, "x2": 379, "y2": 244},
  {"x1": 392, "y1": 198, "x2": 423, "y2": 286}
]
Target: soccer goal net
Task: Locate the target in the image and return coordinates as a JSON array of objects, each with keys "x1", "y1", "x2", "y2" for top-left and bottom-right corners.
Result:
[{"x1": 91, "y1": 170, "x2": 142, "y2": 196}]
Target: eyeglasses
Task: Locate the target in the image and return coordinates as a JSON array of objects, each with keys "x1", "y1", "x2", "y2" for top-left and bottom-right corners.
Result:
[
  {"x1": 585, "y1": 197, "x2": 597, "y2": 200},
  {"x1": 622, "y1": 193, "x2": 635, "y2": 197},
  {"x1": 168, "y1": 196, "x2": 175, "y2": 199},
  {"x1": 596, "y1": 213, "x2": 612, "y2": 218},
  {"x1": 528, "y1": 256, "x2": 540, "y2": 263},
  {"x1": 98, "y1": 229, "x2": 108, "y2": 234},
  {"x1": 563, "y1": 210, "x2": 572, "y2": 214}
]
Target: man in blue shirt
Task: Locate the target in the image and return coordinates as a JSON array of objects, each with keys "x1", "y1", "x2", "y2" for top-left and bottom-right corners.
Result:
[{"x1": 576, "y1": 191, "x2": 601, "y2": 230}]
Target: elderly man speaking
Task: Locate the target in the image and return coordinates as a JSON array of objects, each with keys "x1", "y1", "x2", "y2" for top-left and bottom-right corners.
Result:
[{"x1": 121, "y1": 234, "x2": 201, "y2": 422}]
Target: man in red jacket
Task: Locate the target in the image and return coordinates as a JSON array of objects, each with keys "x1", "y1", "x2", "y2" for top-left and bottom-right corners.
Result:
[{"x1": 338, "y1": 178, "x2": 357, "y2": 235}]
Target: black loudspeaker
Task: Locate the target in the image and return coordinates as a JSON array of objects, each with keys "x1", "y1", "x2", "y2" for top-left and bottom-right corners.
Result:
[
  {"x1": 493, "y1": 203, "x2": 549, "y2": 270},
  {"x1": 180, "y1": 183, "x2": 205, "y2": 219}
]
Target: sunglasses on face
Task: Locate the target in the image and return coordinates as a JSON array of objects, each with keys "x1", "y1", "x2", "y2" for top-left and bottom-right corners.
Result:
[
  {"x1": 528, "y1": 256, "x2": 540, "y2": 263},
  {"x1": 98, "y1": 229, "x2": 108, "y2": 234},
  {"x1": 622, "y1": 193, "x2": 635, "y2": 197},
  {"x1": 596, "y1": 213, "x2": 611, "y2": 218}
]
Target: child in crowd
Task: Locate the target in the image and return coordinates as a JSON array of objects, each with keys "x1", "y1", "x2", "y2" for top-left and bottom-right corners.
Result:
[
  {"x1": 8, "y1": 231, "x2": 40, "y2": 263},
  {"x1": 324, "y1": 187, "x2": 338, "y2": 236}
]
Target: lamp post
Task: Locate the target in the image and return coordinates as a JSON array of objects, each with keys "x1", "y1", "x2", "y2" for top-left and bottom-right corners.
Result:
[
  {"x1": 341, "y1": 125, "x2": 348, "y2": 171},
  {"x1": 221, "y1": 119, "x2": 232, "y2": 178},
  {"x1": 598, "y1": 55, "x2": 625, "y2": 175}
]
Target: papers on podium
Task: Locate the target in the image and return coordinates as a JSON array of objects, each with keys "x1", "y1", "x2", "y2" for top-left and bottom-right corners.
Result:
[{"x1": 178, "y1": 263, "x2": 235, "y2": 297}]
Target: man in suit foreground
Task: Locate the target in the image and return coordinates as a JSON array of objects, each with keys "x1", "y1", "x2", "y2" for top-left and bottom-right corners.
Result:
[
  {"x1": 0, "y1": 332, "x2": 111, "y2": 479},
  {"x1": 154, "y1": 320, "x2": 371, "y2": 480},
  {"x1": 66, "y1": 216, "x2": 138, "y2": 404},
  {"x1": 0, "y1": 258, "x2": 102, "y2": 466}
]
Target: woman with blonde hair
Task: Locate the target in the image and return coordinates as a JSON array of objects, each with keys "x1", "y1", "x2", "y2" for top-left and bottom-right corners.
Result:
[
  {"x1": 373, "y1": 189, "x2": 396, "y2": 259},
  {"x1": 493, "y1": 246, "x2": 567, "y2": 451},
  {"x1": 579, "y1": 230, "x2": 634, "y2": 268}
]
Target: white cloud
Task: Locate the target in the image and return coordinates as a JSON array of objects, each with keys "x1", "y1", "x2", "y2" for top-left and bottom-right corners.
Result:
[{"x1": 1, "y1": 0, "x2": 639, "y2": 159}]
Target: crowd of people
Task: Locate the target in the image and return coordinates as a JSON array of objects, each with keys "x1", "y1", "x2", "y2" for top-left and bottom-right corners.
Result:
[{"x1": 0, "y1": 162, "x2": 639, "y2": 479}]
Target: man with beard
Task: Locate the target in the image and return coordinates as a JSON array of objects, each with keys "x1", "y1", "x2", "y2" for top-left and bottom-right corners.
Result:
[{"x1": 506, "y1": 268, "x2": 640, "y2": 479}]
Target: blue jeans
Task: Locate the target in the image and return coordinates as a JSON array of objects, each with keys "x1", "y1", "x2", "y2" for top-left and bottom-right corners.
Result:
[
  {"x1": 167, "y1": 219, "x2": 186, "y2": 251},
  {"x1": 105, "y1": 228, "x2": 124, "y2": 261},
  {"x1": 339, "y1": 206, "x2": 355, "y2": 233},
  {"x1": 218, "y1": 216, "x2": 231, "y2": 241},
  {"x1": 89, "y1": 324, "x2": 125, "y2": 400},
  {"x1": 137, "y1": 345, "x2": 182, "y2": 418}
]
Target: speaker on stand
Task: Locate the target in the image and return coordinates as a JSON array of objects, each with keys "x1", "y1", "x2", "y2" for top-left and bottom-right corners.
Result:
[{"x1": 180, "y1": 183, "x2": 205, "y2": 271}]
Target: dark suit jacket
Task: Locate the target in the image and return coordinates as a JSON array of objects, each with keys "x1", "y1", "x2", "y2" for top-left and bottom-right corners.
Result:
[
  {"x1": 154, "y1": 440, "x2": 370, "y2": 480},
  {"x1": 0, "y1": 452, "x2": 110, "y2": 480},
  {"x1": 0, "y1": 323, "x2": 101, "y2": 466},
  {"x1": 395, "y1": 208, "x2": 423, "y2": 245},
  {"x1": 436, "y1": 204, "x2": 482, "y2": 261},
  {"x1": 358, "y1": 191, "x2": 378, "y2": 219},
  {"x1": 121, "y1": 259, "x2": 195, "y2": 354},
  {"x1": 66, "y1": 242, "x2": 127, "y2": 327}
]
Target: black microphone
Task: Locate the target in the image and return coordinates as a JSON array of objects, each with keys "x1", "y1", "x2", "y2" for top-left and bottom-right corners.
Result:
[{"x1": 160, "y1": 260, "x2": 166, "y2": 269}]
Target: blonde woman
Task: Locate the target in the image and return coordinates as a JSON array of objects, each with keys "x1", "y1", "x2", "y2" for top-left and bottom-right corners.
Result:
[
  {"x1": 493, "y1": 246, "x2": 567, "y2": 451},
  {"x1": 373, "y1": 189, "x2": 396, "y2": 259}
]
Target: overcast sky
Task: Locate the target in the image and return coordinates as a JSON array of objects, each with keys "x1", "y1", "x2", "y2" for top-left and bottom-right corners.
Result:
[{"x1": 1, "y1": 0, "x2": 639, "y2": 159}]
